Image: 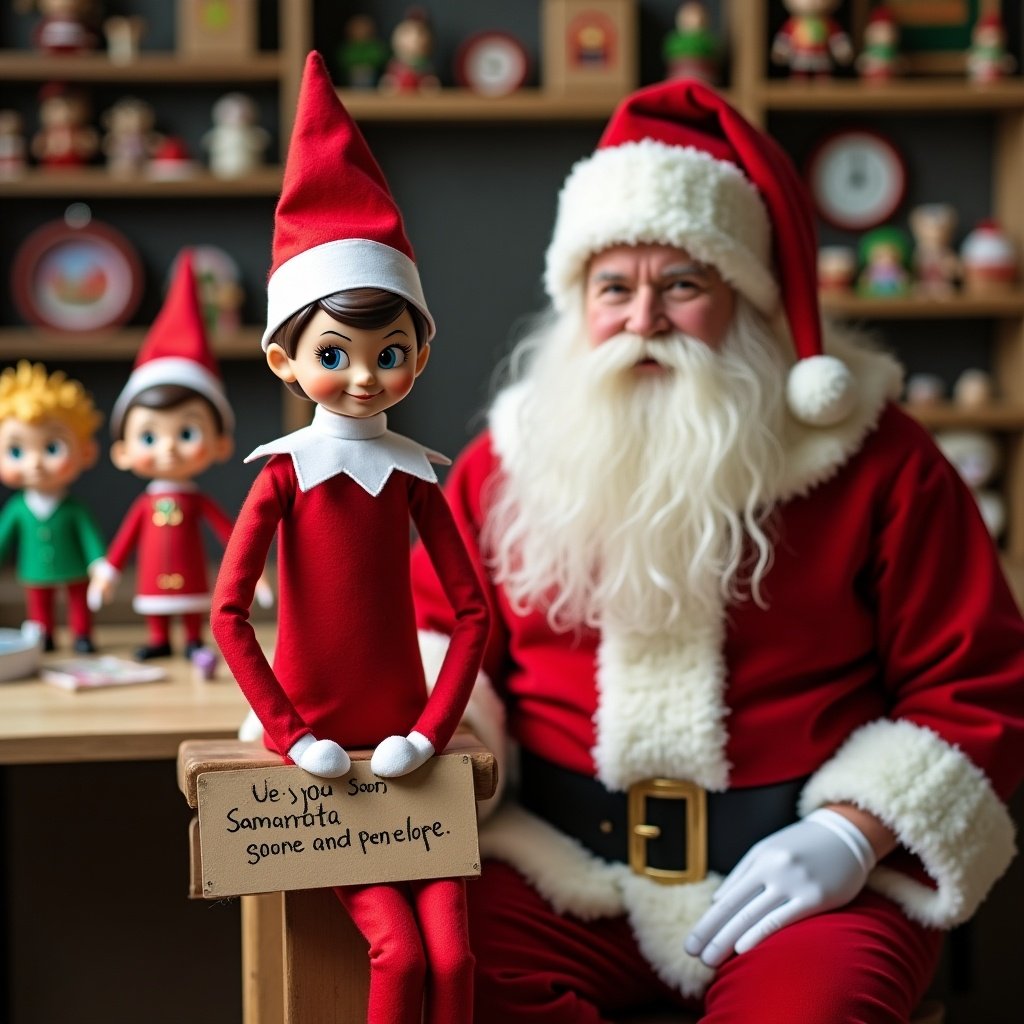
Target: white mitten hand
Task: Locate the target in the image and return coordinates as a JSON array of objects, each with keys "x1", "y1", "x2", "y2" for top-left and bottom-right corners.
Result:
[
  {"x1": 684, "y1": 809, "x2": 876, "y2": 968},
  {"x1": 254, "y1": 577, "x2": 275, "y2": 609},
  {"x1": 238, "y1": 708, "x2": 264, "y2": 742},
  {"x1": 288, "y1": 733, "x2": 351, "y2": 778},
  {"x1": 370, "y1": 730, "x2": 434, "y2": 777}
]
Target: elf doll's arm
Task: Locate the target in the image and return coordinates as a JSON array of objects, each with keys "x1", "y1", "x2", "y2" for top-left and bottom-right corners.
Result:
[
  {"x1": 371, "y1": 477, "x2": 489, "y2": 777},
  {"x1": 87, "y1": 496, "x2": 145, "y2": 609},
  {"x1": 200, "y1": 491, "x2": 273, "y2": 607},
  {"x1": 211, "y1": 457, "x2": 346, "y2": 777}
]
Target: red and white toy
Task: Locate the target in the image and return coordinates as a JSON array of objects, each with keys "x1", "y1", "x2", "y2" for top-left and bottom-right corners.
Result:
[{"x1": 211, "y1": 52, "x2": 488, "y2": 1024}]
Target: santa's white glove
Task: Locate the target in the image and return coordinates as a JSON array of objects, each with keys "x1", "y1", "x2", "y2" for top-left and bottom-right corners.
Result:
[
  {"x1": 370, "y1": 730, "x2": 434, "y2": 777},
  {"x1": 288, "y1": 733, "x2": 351, "y2": 778},
  {"x1": 685, "y1": 809, "x2": 876, "y2": 968}
]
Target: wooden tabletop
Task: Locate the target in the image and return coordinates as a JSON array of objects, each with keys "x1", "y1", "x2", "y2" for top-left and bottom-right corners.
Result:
[{"x1": 0, "y1": 624, "x2": 261, "y2": 766}]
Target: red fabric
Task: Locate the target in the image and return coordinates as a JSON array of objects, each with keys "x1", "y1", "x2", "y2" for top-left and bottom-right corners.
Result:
[
  {"x1": 106, "y1": 489, "x2": 234, "y2": 602},
  {"x1": 469, "y1": 861, "x2": 941, "y2": 1023},
  {"x1": 412, "y1": 404, "x2": 1024, "y2": 799},
  {"x1": 269, "y1": 52, "x2": 414, "y2": 279},
  {"x1": 25, "y1": 581, "x2": 90, "y2": 638},
  {"x1": 146, "y1": 613, "x2": 170, "y2": 647},
  {"x1": 596, "y1": 79, "x2": 822, "y2": 363},
  {"x1": 133, "y1": 250, "x2": 220, "y2": 380},
  {"x1": 211, "y1": 456, "x2": 489, "y2": 755},
  {"x1": 334, "y1": 878, "x2": 472, "y2": 1024}
]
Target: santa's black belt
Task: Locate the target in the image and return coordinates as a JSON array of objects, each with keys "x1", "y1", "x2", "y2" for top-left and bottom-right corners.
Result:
[{"x1": 518, "y1": 749, "x2": 808, "y2": 884}]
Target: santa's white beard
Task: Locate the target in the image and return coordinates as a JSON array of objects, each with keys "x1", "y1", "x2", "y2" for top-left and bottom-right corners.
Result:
[{"x1": 483, "y1": 298, "x2": 791, "y2": 635}]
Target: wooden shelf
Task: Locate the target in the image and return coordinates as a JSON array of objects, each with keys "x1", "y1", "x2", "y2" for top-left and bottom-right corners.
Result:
[
  {"x1": 0, "y1": 166, "x2": 283, "y2": 198},
  {"x1": 0, "y1": 50, "x2": 284, "y2": 83},
  {"x1": 0, "y1": 326, "x2": 262, "y2": 361},
  {"x1": 338, "y1": 88, "x2": 632, "y2": 123},
  {"x1": 821, "y1": 293, "x2": 1024, "y2": 319},
  {"x1": 759, "y1": 78, "x2": 1024, "y2": 113},
  {"x1": 903, "y1": 402, "x2": 1024, "y2": 431}
]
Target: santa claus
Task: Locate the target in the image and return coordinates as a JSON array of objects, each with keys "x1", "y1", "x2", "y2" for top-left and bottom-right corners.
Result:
[{"x1": 411, "y1": 80, "x2": 1024, "y2": 1021}]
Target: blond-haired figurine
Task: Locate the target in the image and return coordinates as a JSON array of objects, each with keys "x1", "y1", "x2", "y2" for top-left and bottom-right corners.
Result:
[{"x1": 0, "y1": 361, "x2": 105, "y2": 651}]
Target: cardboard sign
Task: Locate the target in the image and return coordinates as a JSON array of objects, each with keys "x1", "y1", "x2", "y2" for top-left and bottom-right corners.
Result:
[{"x1": 196, "y1": 754, "x2": 480, "y2": 898}]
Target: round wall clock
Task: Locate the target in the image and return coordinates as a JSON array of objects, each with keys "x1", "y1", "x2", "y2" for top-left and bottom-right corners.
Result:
[
  {"x1": 455, "y1": 31, "x2": 530, "y2": 97},
  {"x1": 806, "y1": 129, "x2": 907, "y2": 232}
]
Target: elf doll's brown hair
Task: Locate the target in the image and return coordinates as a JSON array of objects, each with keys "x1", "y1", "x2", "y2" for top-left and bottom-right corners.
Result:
[
  {"x1": 114, "y1": 385, "x2": 225, "y2": 441},
  {"x1": 268, "y1": 287, "x2": 430, "y2": 401}
]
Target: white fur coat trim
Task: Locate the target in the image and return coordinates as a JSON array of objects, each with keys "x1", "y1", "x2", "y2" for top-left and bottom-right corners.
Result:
[
  {"x1": 799, "y1": 718, "x2": 1016, "y2": 928},
  {"x1": 595, "y1": 620, "x2": 730, "y2": 791},
  {"x1": 480, "y1": 803, "x2": 719, "y2": 997}
]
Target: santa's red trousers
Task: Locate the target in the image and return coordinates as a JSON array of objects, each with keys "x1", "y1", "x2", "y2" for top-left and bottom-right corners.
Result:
[
  {"x1": 469, "y1": 861, "x2": 943, "y2": 1023},
  {"x1": 333, "y1": 876, "x2": 473, "y2": 1024}
]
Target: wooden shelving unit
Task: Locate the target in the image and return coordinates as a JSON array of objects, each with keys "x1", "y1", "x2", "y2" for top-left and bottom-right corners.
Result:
[
  {"x1": 0, "y1": 166, "x2": 283, "y2": 198},
  {"x1": 0, "y1": 326, "x2": 262, "y2": 362},
  {"x1": 723, "y1": 7, "x2": 1024, "y2": 560},
  {"x1": 0, "y1": 49, "x2": 284, "y2": 83}
]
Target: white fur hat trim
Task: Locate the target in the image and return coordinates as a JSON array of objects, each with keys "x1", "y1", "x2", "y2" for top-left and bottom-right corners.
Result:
[{"x1": 544, "y1": 139, "x2": 778, "y2": 314}]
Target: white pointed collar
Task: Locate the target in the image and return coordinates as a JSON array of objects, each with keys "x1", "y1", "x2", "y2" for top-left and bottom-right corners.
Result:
[
  {"x1": 244, "y1": 405, "x2": 450, "y2": 495},
  {"x1": 24, "y1": 489, "x2": 63, "y2": 520}
]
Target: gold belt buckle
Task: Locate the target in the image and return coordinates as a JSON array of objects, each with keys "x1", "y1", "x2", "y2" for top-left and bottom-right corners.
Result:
[{"x1": 627, "y1": 778, "x2": 707, "y2": 884}]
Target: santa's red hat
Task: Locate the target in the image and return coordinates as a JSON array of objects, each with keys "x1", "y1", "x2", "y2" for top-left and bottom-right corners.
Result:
[
  {"x1": 545, "y1": 79, "x2": 857, "y2": 426},
  {"x1": 262, "y1": 51, "x2": 434, "y2": 350},
  {"x1": 111, "y1": 249, "x2": 233, "y2": 435}
]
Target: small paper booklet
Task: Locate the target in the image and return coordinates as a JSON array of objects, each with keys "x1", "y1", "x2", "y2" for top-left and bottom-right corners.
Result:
[{"x1": 42, "y1": 656, "x2": 167, "y2": 691}]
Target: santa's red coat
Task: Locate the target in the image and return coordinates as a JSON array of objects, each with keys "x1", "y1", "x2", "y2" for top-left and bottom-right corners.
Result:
[{"x1": 411, "y1": 359, "x2": 1024, "y2": 995}]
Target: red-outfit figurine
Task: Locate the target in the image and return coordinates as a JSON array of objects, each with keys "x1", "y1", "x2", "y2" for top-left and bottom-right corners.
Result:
[
  {"x1": 89, "y1": 252, "x2": 260, "y2": 661},
  {"x1": 771, "y1": 0, "x2": 853, "y2": 78},
  {"x1": 210, "y1": 53, "x2": 488, "y2": 1024}
]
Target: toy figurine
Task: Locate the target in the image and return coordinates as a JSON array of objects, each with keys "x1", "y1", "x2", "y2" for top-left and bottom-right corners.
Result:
[
  {"x1": 19, "y1": 0, "x2": 101, "y2": 54},
  {"x1": 89, "y1": 252, "x2": 268, "y2": 661},
  {"x1": 960, "y1": 220, "x2": 1018, "y2": 294},
  {"x1": 817, "y1": 245, "x2": 856, "y2": 293},
  {"x1": 337, "y1": 13, "x2": 389, "y2": 89},
  {"x1": 855, "y1": 6, "x2": 904, "y2": 82},
  {"x1": 211, "y1": 53, "x2": 488, "y2": 1024},
  {"x1": 663, "y1": 2, "x2": 721, "y2": 85},
  {"x1": 953, "y1": 368, "x2": 995, "y2": 409},
  {"x1": 771, "y1": 0, "x2": 853, "y2": 78},
  {"x1": 201, "y1": 92, "x2": 271, "y2": 179},
  {"x1": 0, "y1": 361, "x2": 105, "y2": 653},
  {"x1": 379, "y1": 8, "x2": 441, "y2": 92},
  {"x1": 857, "y1": 225, "x2": 911, "y2": 297},
  {"x1": 102, "y1": 13, "x2": 145, "y2": 64},
  {"x1": 934, "y1": 430, "x2": 1006, "y2": 539},
  {"x1": 100, "y1": 97, "x2": 162, "y2": 177},
  {"x1": 146, "y1": 136, "x2": 199, "y2": 180},
  {"x1": 0, "y1": 110, "x2": 28, "y2": 178},
  {"x1": 967, "y1": 12, "x2": 1016, "y2": 84},
  {"x1": 904, "y1": 372, "x2": 946, "y2": 407},
  {"x1": 32, "y1": 83, "x2": 98, "y2": 169},
  {"x1": 909, "y1": 203, "x2": 960, "y2": 297}
]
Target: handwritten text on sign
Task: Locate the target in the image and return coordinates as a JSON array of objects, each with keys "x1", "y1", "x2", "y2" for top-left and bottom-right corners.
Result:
[{"x1": 196, "y1": 755, "x2": 480, "y2": 898}]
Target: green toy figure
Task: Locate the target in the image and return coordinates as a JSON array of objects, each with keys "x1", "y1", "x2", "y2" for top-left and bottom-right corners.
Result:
[
  {"x1": 857, "y1": 225, "x2": 911, "y2": 297},
  {"x1": 337, "y1": 13, "x2": 389, "y2": 89},
  {"x1": 0, "y1": 360, "x2": 105, "y2": 652},
  {"x1": 663, "y1": 2, "x2": 721, "y2": 85}
]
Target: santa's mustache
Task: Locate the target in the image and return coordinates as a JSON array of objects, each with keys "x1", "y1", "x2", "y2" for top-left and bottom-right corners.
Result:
[{"x1": 581, "y1": 332, "x2": 715, "y2": 374}]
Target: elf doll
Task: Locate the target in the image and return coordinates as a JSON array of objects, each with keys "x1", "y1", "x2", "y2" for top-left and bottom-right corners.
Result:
[
  {"x1": 89, "y1": 252, "x2": 266, "y2": 660},
  {"x1": 771, "y1": 0, "x2": 853, "y2": 78},
  {"x1": 0, "y1": 360, "x2": 105, "y2": 652},
  {"x1": 210, "y1": 53, "x2": 489, "y2": 1024}
]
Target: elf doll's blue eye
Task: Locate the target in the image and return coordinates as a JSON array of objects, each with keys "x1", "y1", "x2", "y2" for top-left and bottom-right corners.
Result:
[
  {"x1": 8, "y1": 446, "x2": 22, "y2": 460},
  {"x1": 317, "y1": 346, "x2": 348, "y2": 370},
  {"x1": 378, "y1": 345, "x2": 409, "y2": 370},
  {"x1": 141, "y1": 431, "x2": 157, "y2": 447}
]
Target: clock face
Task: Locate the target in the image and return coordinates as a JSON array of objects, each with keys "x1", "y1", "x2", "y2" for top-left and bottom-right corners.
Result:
[
  {"x1": 807, "y1": 130, "x2": 907, "y2": 231},
  {"x1": 455, "y1": 32, "x2": 530, "y2": 97}
]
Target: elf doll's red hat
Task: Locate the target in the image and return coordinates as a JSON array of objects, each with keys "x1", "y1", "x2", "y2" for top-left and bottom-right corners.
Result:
[
  {"x1": 262, "y1": 51, "x2": 434, "y2": 350},
  {"x1": 111, "y1": 249, "x2": 233, "y2": 435},
  {"x1": 545, "y1": 79, "x2": 857, "y2": 426}
]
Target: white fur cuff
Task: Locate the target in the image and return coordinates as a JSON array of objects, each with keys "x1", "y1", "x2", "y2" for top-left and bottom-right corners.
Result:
[{"x1": 799, "y1": 718, "x2": 1016, "y2": 927}]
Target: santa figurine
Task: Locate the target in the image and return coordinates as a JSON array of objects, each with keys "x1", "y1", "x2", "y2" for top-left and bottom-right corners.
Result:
[
  {"x1": 210, "y1": 52, "x2": 488, "y2": 1024},
  {"x1": 89, "y1": 251, "x2": 267, "y2": 662},
  {"x1": 772, "y1": 0, "x2": 853, "y2": 78}
]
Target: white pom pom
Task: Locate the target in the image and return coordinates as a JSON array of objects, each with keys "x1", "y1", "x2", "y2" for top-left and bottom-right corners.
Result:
[{"x1": 786, "y1": 355, "x2": 858, "y2": 427}]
